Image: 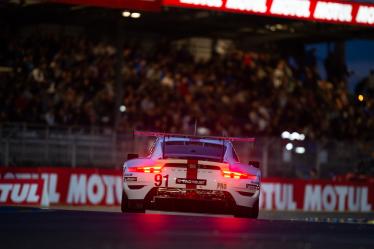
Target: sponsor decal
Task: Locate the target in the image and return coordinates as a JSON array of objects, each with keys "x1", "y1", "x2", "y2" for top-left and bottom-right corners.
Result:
[
  {"x1": 188, "y1": 163, "x2": 197, "y2": 169},
  {"x1": 186, "y1": 159, "x2": 198, "y2": 189},
  {"x1": 176, "y1": 178, "x2": 207, "y2": 185},
  {"x1": 217, "y1": 182, "x2": 227, "y2": 190},
  {"x1": 246, "y1": 183, "x2": 260, "y2": 191},
  {"x1": 124, "y1": 177, "x2": 137, "y2": 182}
]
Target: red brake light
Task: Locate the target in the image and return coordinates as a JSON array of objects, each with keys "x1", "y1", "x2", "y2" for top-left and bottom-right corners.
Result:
[
  {"x1": 222, "y1": 170, "x2": 256, "y2": 180},
  {"x1": 128, "y1": 165, "x2": 163, "y2": 173}
]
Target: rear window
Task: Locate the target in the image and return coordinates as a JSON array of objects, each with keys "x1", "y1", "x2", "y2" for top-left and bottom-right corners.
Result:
[{"x1": 163, "y1": 141, "x2": 225, "y2": 161}]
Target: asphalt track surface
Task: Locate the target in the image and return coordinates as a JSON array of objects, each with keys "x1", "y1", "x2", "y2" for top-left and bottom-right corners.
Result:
[{"x1": 1, "y1": 208, "x2": 373, "y2": 249}]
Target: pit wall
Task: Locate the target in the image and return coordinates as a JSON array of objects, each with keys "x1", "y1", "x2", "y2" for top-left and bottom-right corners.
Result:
[{"x1": 0, "y1": 167, "x2": 373, "y2": 212}]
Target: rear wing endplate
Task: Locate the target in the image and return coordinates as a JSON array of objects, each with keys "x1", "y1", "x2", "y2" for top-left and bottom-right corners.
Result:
[{"x1": 134, "y1": 130, "x2": 255, "y2": 142}]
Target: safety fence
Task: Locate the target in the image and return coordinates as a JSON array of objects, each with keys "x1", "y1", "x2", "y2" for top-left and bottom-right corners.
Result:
[
  {"x1": 0, "y1": 167, "x2": 373, "y2": 213},
  {"x1": 1, "y1": 123, "x2": 373, "y2": 179}
]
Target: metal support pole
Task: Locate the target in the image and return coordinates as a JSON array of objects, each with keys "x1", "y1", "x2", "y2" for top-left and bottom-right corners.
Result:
[
  {"x1": 262, "y1": 140, "x2": 269, "y2": 178},
  {"x1": 21, "y1": 123, "x2": 26, "y2": 162},
  {"x1": 90, "y1": 127, "x2": 94, "y2": 163},
  {"x1": 45, "y1": 126, "x2": 49, "y2": 163},
  {"x1": 5, "y1": 141, "x2": 9, "y2": 166},
  {"x1": 315, "y1": 142, "x2": 320, "y2": 178},
  {"x1": 112, "y1": 132, "x2": 117, "y2": 167},
  {"x1": 71, "y1": 141, "x2": 76, "y2": 168}
]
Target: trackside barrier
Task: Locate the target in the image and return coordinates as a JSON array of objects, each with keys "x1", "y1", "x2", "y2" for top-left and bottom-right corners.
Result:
[
  {"x1": 0, "y1": 179, "x2": 49, "y2": 207},
  {"x1": 0, "y1": 167, "x2": 373, "y2": 212},
  {"x1": 0, "y1": 167, "x2": 121, "y2": 206},
  {"x1": 260, "y1": 179, "x2": 373, "y2": 212}
]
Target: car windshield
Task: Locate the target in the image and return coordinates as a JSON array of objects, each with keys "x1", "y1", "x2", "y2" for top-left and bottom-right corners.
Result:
[{"x1": 162, "y1": 141, "x2": 225, "y2": 162}]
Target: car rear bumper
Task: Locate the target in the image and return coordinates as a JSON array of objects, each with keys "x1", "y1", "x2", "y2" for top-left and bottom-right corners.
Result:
[
  {"x1": 125, "y1": 184, "x2": 260, "y2": 210},
  {"x1": 123, "y1": 171, "x2": 261, "y2": 208},
  {"x1": 143, "y1": 187, "x2": 236, "y2": 213}
]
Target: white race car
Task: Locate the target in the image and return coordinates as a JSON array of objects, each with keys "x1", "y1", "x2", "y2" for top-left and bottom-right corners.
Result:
[{"x1": 122, "y1": 131, "x2": 261, "y2": 218}]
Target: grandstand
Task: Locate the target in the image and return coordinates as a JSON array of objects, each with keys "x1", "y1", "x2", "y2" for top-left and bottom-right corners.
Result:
[{"x1": 0, "y1": 0, "x2": 373, "y2": 180}]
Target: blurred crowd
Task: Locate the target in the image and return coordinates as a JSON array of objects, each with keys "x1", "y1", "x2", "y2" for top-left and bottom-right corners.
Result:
[{"x1": 1, "y1": 35, "x2": 373, "y2": 140}]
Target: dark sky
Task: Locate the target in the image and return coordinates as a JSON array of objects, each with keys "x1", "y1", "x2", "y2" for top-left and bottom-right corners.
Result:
[
  {"x1": 346, "y1": 40, "x2": 374, "y2": 91},
  {"x1": 307, "y1": 39, "x2": 374, "y2": 92}
]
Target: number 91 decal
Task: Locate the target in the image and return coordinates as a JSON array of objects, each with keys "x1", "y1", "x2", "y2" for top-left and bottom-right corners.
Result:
[{"x1": 154, "y1": 174, "x2": 169, "y2": 187}]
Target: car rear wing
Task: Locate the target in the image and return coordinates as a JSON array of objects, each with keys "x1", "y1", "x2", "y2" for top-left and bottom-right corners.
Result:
[{"x1": 134, "y1": 130, "x2": 255, "y2": 142}]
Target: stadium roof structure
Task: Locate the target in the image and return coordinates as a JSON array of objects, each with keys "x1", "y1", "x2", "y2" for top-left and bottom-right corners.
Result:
[{"x1": 1, "y1": 0, "x2": 373, "y2": 43}]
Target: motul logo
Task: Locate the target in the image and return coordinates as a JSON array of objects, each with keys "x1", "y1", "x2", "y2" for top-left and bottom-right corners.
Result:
[
  {"x1": 270, "y1": 0, "x2": 310, "y2": 18},
  {"x1": 0, "y1": 169, "x2": 122, "y2": 206},
  {"x1": 0, "y1": 183, "x2": 40, "y2": 203},
  {"x1": 303, "y1": 185, "x2": 371, "y2": 212},
  {"x1": 67, "y1": 174, "x2": 122, "y2": 205},
  {"x1": 0, "y1": 179, "x2": 48, "y2": 206},
  {"x1": 226, "y1": 0, "x2": 267, "y2": 13},
  {"x1": 164, "y1": 0, "x2": 374, "y2": 27},
  {"x1": 356, "y1": 5, "x2": 374, "y2": 24},
  {"x1": 3, "y1": 172, "x2": 60, "y2": 203},
  {"x1": 260, "y1": 183, "x2": 372, "y2": 212},
  {"x1": 313, "y1": 1, "x2": 353, "y2": 22},
  {"x1": 1, "y1": 168, "x2": 373, "y2": 212}
]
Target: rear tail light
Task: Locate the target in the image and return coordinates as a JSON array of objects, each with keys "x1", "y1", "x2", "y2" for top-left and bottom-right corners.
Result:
[
  {"x1": 222, "y1": 170, "x2": 256, "y2": 180},
  {"x1": 128, "y1": 165, "x2": 163, "y2": 173}
]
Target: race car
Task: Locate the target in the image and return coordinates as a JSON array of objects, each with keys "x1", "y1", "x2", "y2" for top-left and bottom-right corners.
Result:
[{"x1": 121, "y1": 131, "x2": 261, "y2": 218}]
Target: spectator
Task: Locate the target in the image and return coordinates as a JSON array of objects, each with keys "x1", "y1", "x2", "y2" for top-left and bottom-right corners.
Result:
[{"x1": 0, "y1": 35, "x2": 373, "y2": 140}]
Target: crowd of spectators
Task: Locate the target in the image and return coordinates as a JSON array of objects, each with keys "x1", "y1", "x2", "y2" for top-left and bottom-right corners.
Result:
[{"x1": 1, "y1": 35, "x2": 373, "y2": 140}]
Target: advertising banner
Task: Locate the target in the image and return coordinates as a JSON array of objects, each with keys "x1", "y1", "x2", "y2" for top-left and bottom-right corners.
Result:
[
  {"x1": 50, "y1": 0, "x2": 374, "y2": 26},
  {"x1": 162, "y1": 0, "x2": 374, "y2": 27},
  {"x1": 0, "y1": 168, "x2": 122, "y2": 206},
  {"x1": 0, "y1": 179, "x2": 49, "y2": 207},
  {"x1": 0, "y1": 167, "x2": 373, "y2": 212},
  {"x1": 260, "y1": 178, "x2": 373, "y2": 212}
]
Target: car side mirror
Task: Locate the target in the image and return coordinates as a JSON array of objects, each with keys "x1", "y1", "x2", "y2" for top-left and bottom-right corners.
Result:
[
  {"x1": 127, "y1": 153, "x2": 139, "y2": 160},
  {"x1": 248, "y1": 161, "x2": 260, "y2": 169}
]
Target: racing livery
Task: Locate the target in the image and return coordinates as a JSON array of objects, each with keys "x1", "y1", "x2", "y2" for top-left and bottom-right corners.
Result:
[{"x1": 122, "y1": 131, "x2": 261, "y2": 218}]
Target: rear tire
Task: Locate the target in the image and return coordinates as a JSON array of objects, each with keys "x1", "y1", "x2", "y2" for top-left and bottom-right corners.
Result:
[
  {"x1": 234, "y1": 200, "x2": 259, "y2": 219},
  {"x1": 121, "y1": 190, "x2": 145, "y2": 213}
]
